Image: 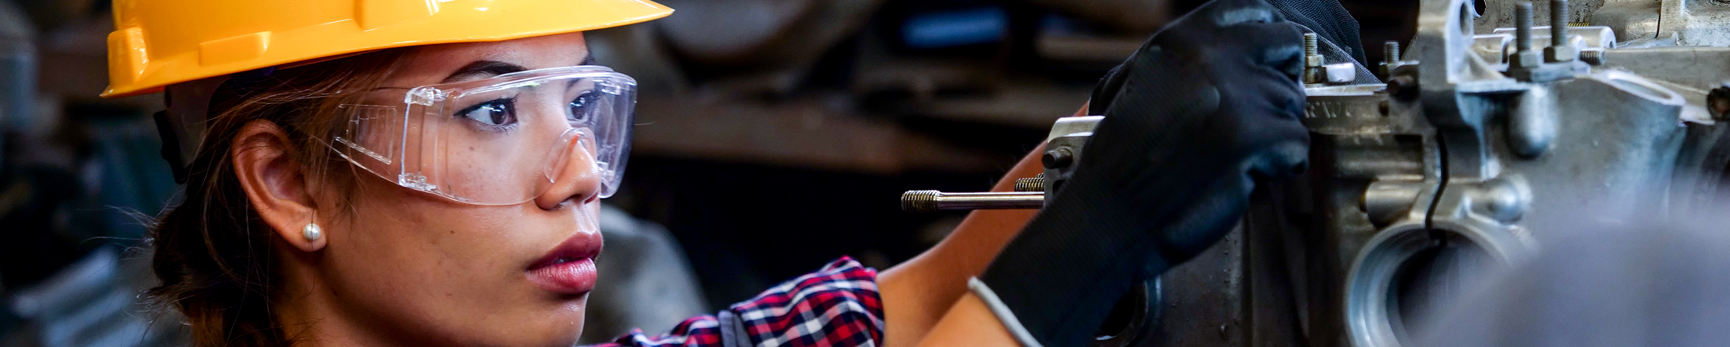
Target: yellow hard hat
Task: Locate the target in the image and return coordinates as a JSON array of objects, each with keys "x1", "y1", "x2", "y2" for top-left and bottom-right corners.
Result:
[{"x1": 101, "y1": 0, "x2": 673, "y2": 98}]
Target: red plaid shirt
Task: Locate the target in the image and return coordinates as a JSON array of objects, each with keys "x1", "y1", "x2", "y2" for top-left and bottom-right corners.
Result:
[{"x1": 591, "y1": 257, "x2": 884, "y2": 347}]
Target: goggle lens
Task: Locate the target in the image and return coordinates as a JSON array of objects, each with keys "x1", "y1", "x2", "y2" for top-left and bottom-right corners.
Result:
[{"x1": 333, "y1": 66, "x2": 634, "y2": 205}]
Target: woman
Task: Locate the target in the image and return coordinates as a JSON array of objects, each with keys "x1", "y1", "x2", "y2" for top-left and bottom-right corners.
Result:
[
  {"x1": 108, "y1": 0, "x2": 1316, "y2": 345},
  {"x1": 106, "y1": 0, "x2": 1049, "y2": 345}
]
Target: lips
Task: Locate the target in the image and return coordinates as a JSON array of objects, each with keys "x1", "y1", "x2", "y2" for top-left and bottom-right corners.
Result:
[{"x1": 526, "y1": 231, "x2": 602, "y2": 295}]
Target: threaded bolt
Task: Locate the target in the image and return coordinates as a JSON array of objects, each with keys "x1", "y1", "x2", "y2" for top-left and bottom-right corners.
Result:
[
  {"x1": 1304, "y1": 33, "x2": 1323, "y2": 83},
  {"x1": 1509, "y1": 2, "x2": 1543, "y2": 71},
  {"x1": 1304, "y1": 33, "x2": 1322, "y2": 66},
  {"x1": 901, "y1": 190, "x2": 940, "y2": 212},
  {"x1": 1550, "y1": 0, "x2": 1568, "y2": 47},
  {"x1": 1381, "y1": 41, "x2": 1401, "y2": 77},
  {"x1": 1305, "y1": 33, "x2": 1319, "y2": 57},
  {"x1": 900, "y1": 190, "x2": 1046, "y2": 212},
  {"x1": 1384, "y1": 41, "x2": 1400, "y2": 65},
  {"x1": 1545, "y1": 0, "x2": 1575, "y2": 63},
  {"x1": 1515, "y1": 3, "x2": 1533, "y2": 52},
  {"x1": 1014, "y1": 174, "x2": 1046, "y2": 192}
]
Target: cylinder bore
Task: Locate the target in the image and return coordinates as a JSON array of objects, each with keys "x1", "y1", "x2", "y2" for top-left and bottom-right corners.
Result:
[{"x1": 1345, "y1": 225, "x2": 1518, "y2": 347}]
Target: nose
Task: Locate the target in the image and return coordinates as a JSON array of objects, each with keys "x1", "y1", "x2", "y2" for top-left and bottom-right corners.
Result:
[{"x1": 536, "y1": 130, "x2": 604, "y2": 210}]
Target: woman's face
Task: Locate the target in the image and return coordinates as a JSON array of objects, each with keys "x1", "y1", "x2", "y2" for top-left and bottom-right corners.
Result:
[{"x1": 313, "y1": 32, "x2": 606, "y2": 346}]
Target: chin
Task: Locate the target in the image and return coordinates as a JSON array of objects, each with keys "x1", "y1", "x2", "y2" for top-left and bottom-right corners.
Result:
[{"x1": 534, "y1": 297, "x2": 591, "y2": 341}]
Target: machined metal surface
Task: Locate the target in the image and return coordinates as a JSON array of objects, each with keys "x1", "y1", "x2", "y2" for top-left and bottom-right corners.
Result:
[
  {"x1": 1158, "y1": 0, "x2": 1727, "y2": 345},
  {"x1": 1330, "y1": 0, "x2": 1725, "y2": 346}
]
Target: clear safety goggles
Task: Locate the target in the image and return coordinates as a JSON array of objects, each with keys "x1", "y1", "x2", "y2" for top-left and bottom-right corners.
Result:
[{"x1": 332, "y1": 66, "x2": 635, "y2": 205}]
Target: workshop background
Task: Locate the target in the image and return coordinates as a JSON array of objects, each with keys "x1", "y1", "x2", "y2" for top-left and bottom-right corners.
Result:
[{"x1": 0, "y1": 0, "x2": 1416, "y2": 345}]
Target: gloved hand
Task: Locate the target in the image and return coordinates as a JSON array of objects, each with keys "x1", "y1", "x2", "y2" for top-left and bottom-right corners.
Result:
[{"x1": 970, "y1": 0, "x2": 1310, "y2": 346}]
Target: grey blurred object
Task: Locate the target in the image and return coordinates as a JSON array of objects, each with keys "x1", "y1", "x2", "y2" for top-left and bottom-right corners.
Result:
[
  {"x1": 3, "y1": 247, "x2": 189, "y2": 347},
  {"x1": 0, "y1": 0, "x2": 36, "y2": 166},
  {"x1": 654, "y1": 0, "x2": 884, "y2": 94},
  {"x1": 1416, "y1": 211, "x2": 1730, "y2": 347},
  {"x1": 1017, "y1": 0, "x2": 1171, "y2": 35},
  {"x1": 898, "y1": 0, "x2": 1730, "y2": 345},
  {"x1": 578, "y1": 204, "x2": 710, "y2": 344},
  {"x1": 585, "y1": 24, "x2": 691, "y2": 97},
  {"x1": 655, "y1": 0, "x2": 881, "y2": 67},
  {"x1": 10, "y1": 0, "x2": 98, "y2": 31},
  {"x1": 850, "y1": 55, "x2": 1094, "y2": 129},
  {"x1": 850, "y1": 19, "x2": 1101, "y2": 130},
  {"x1": 589, "y1": 0, "x2": 1037, "y2": 172}
]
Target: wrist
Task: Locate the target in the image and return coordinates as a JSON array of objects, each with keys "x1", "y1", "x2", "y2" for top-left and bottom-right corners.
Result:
[
  {"x1": 968, "y1": 277, "x2": 1046, "y2": 347},
  {"x1": 976, "y1": 198, "x2": 1156, "y2": 346}
]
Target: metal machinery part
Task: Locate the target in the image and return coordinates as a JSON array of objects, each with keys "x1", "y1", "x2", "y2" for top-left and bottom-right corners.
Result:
[
  {"x1": 899, "y1": 0, "x2": 1730, "y2": 345},
  {"x1": 1477, "y1": 0, "x2": 1730, "y2": 48},
  {"x1": 1325, "y1": 0, "x2": 1730, "y2": 344}
]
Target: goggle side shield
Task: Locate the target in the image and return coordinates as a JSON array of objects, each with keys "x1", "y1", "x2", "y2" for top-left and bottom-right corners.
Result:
[{"x1": 334, "y1": 66, "x2": 635, "y2": 205}]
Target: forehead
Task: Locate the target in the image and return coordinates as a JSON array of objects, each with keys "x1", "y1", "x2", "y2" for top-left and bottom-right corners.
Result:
[{"x1": 387, "y1": 32, "x2": 590, "y2": 86}]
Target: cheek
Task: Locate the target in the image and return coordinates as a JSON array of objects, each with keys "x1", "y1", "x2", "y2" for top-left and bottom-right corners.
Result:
[
  {"x1": 336, "y1": 187, "x2": 513, "y2": 293},
  {"x1": 320, "y1": 178, "x2": 592, "y2": 344}
]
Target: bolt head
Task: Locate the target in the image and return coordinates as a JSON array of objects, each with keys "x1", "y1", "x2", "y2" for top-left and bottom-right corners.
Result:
[
  {"x1": 1510, "y1": 51, "x2": 1541, "y2": 69},
  {"x1": 1709, "y1": 84, "x2": 1730, "y2": 120},
  {"x1": 1386, "y1": 75, "x2": 1417, "y2": 100},
  {"x1": 1544, "y1": 45, "x2": 1577, "y2": 63},
  {"x1": 1042, "y1": 148, "x2": 1074, "y2": 169},
  {"x1": 1476, "y1": 178, "x2": 1529, "y2": 223}
]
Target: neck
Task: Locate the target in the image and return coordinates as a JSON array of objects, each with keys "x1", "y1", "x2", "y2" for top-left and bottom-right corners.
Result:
[{"x1": 274, "y1": 246, "x2": 390, "y2": 347}]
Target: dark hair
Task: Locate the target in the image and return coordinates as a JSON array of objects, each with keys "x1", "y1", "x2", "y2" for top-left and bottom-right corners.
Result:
[{"x1": 147, "y1": 48, "x2": 411, "y2": 347}]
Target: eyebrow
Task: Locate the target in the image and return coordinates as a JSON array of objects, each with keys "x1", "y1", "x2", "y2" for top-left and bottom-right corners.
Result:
[
  {"x1": 440, "y1": 55, "x2": 598, "y2": 83},
  {"x1": 443, "y1": 60, "x2": 526, "y2": 83}
]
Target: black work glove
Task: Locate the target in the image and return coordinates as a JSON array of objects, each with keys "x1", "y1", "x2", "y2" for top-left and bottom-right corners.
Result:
[{"x1": 970, "y1": 0, "x2": 1310, "y2": 346}]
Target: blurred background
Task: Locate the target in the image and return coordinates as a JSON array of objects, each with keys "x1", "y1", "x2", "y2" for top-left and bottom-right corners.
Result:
[{"x1": 0, "y1": 0, "x2": 1417, "y2": 345}]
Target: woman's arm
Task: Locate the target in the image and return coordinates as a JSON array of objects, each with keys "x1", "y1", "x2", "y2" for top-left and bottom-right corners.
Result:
[
  {"x1": 914, "y1": 292, "x2": 1018, "y2": 346},
  {"x1": 876, "y1": 106, "x2": 1087, "y2": 347}
]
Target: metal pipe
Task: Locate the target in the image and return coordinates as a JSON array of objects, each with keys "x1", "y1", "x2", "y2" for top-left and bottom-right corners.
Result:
[{"x1": 901, "y1": 190, "x2": 1044, "y2": 212}]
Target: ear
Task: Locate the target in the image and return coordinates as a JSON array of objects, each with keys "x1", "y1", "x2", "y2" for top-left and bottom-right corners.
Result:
[{"x1": 232, "y1": 120, "x2": 328, "y2": 252}]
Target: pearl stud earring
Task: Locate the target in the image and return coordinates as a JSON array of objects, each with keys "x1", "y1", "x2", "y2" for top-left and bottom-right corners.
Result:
[{"x1": 303, "y1": 222, "x2": 322, "y2": 241}]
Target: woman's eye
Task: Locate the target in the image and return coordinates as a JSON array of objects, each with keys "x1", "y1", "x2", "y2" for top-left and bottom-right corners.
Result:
[
  {"x1": 456, "y1": 99, "x2": 517, "y2": 126},
  {"x1": 567, "y1": 92, "x2": 596, "y2": 123}
]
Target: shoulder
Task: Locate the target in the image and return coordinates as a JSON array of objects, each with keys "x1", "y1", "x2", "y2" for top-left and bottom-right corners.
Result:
[
  {"x1": 593, "y1": 257, "x2": 883, "y2": 347},
  {"x1": 729, "y1": 256, "x2": 884, "y2": 346},
  {"x1": 594, "y1": 316, "x2": 724, "y2": 347},
  {"x1": 735, "y1": 256, "x2": 880, "y2": 314}
]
